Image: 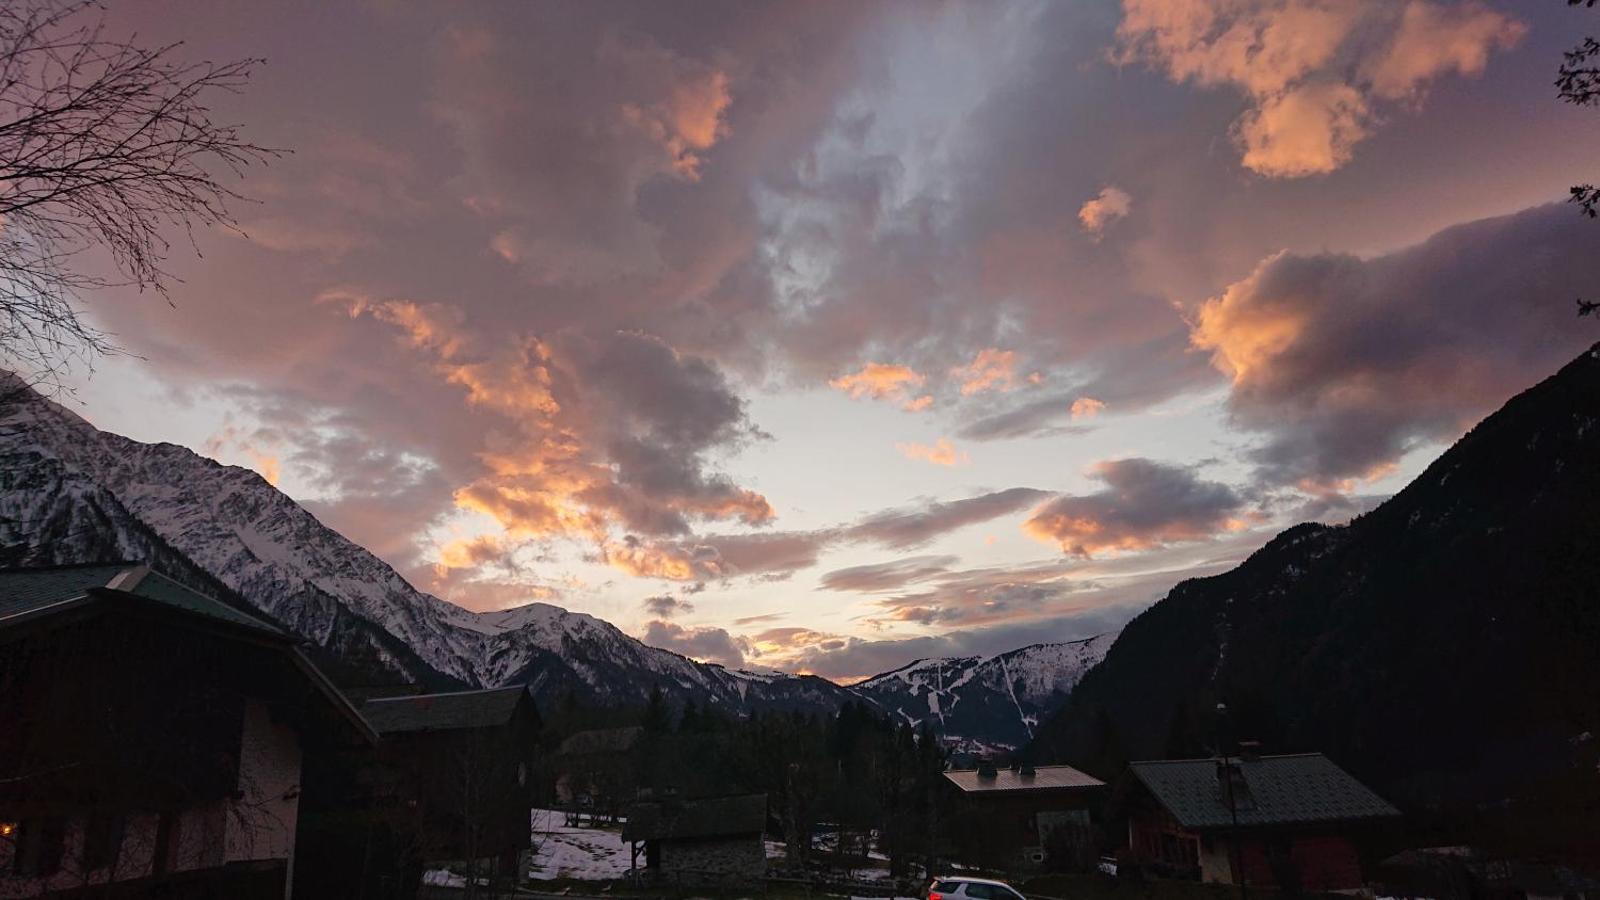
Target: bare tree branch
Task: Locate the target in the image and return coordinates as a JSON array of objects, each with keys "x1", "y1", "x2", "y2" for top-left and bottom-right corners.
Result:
[{"x1": 0, "y1": 0, "x2": 278, "y2": 390}]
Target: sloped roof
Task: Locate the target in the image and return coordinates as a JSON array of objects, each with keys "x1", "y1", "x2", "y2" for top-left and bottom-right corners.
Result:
[
  {"x1": 1129, "y1": 753, "x2": 1401, "y2": 830},
  {"x1": 0, "y1": 563, "x2": 374, "y2": 744},
  {"x1": 623, "y1": 793, "x2": 766, "y2": 842},
  {"x1": 0, "y1": 563, "x2": 282, "y2": 635},
  {"x1": 945, "y1": 765, "x2": 1104, "y2": 793},
  {"x1": 558, "y1": 725, "x2": 644, "y2": 756},
  {"x1": 361, "y1": 685, "x2": 530, "y2": 734}
]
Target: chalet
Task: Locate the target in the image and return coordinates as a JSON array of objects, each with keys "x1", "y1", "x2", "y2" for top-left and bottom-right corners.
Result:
[
  {"x1": 622, "y1": 793, "x2": 767, "y2": 885},
  {"x1": 360, "y1": 686, "x2": 541, "y2": 878},
  {"x1": 554, "y1": 725, "x2": 643, "y2": 816},
  {"x1": 943, "y1": 763, "x2": 1106, "y2": 870},
  {"x1": 0, "y1": 563, "x2": 375, "y2": 900},
  {"x1": 1118, "y1": 751, "x2": 1401, "y2": 891}
]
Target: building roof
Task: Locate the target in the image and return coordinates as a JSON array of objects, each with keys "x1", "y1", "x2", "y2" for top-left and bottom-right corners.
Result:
[
  {"x1": 361, "y1": 685, "x2": 531, "y2": 734},
  {"x1": 0, "y1": 563, "x2": 375, "y2": 745},
  {"x1": 623, "y1": 793, "x2": 767, "y2": 843},
  {"x1": 944, "y1": 764, "x2": 1104, "y2": 793},
  {"x1": 557, "y1": 725, "x2": 644, "y2": 756},
  {"x1": 0, "y1": 563, "x2": 283, "y2": 635},
  {"x1": 1128, "y1": 753, "x2": 1401, "y2": 831}
]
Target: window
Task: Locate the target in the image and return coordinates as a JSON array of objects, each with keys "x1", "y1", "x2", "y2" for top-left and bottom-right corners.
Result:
[
  {"x1": 12, "y1": 818, "x2": 65, "y2": 878},
  {"x1": 83, "y1": 814, "x2": 125, "y2": 871},
  {"x1": 931, "y1": 881, "x2": 961, "y2": 895},
  {"x1": 964, "y1": 884, "x2": 996, "y2": 900}
]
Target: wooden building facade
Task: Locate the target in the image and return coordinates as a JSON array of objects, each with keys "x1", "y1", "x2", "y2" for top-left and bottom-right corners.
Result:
[
  {"x1": 0, "y1": 564, "x2": 375, "y2": 900},
  {"x1": 1118, "y1": 752, "x2": 1401, "y2": 891}
]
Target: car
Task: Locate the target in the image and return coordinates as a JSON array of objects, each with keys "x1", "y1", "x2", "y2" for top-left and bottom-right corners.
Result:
[{"x1": 928, "y1": 876, "x2": 1027, "y2": 900}]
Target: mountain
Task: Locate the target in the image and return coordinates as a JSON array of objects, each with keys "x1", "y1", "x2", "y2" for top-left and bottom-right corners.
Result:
[
  {"x1": 1028, "y1": 345, "x2": 1600, "y2": 837},
  {"x1": 0, "y1": 382, "x2": 1107, "y2": 736},
  {"x1": 0, "y1": 384, "x2": 861, "y2": 715},
  {"x1": 850, "y1": 635, "x2": 1114, "y2": 751}
]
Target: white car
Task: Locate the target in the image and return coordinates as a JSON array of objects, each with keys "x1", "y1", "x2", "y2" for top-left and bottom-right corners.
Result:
[{"x1": 928, "y1": 876, "x2": 1027, "y2": 900}]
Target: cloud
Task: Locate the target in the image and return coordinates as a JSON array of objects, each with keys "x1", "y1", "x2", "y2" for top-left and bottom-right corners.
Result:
[
  {"x1": 1190, "y1": 203, "x2": 1600, "y2": 488},
  {"x1": 1114, "y1": 0, "x2": 1526, "y2": 177},
  {"x1": 895, "y1": 438, "x2": 969, "y2": 467},
  {"x1": 845, "y1": 487, "x2": 1053, "y2": 550},
  {"x1": 345, "y1": 300, "x2": 774, "y2": 542},
  {"x1": 1078, "y1": 186, "x2": 1132, "y2": 236},
  {"x1": 1023, "y1": 458, "x2": 1246, "y2": 557},
  {"x1": 951, "y1": 348, "x2": 1021, "y2": 395},
  {"x1": 1070, "y1": 397, "x2": 1105, "y2": 420},
  {"x1": 610, "y1": 486, "x2": 1052, "y2": 582},
  {"x1": 819, "y1": 555, "x2": 959, "y2": 592},
  {"x1": 829, "y1": 362, "x2": 931, "y2": 411},
  {"x1": 642, "y1": 620, "x2": 748, "y2": 668},
  {"x1": 642, "y1": 594, "x2": 694, "y2": 618}
]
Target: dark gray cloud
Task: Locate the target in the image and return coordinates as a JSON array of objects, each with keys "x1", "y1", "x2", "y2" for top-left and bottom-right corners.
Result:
[
  {"x1": 642, "y1": 594, "x2": 694, "y2": 618},
  {"x1": 642, "y1": 620, "x2": 748, "y2": 669},
  {"x1": 1024, "y1": 458, "x2": 1245, "y2": 557},
  {"x1": 844, "y1": 487, "x2": 1052, "y2": 550},
  {"x1": 1192, "y1": 204, "x2": 1600, "y2": 489},
  {"x1": 616, "y1": 487, "x2": 1052, "y2": 581},
  {"x1": 819, "y1": 555, "x2": 959, "y2": 592}
]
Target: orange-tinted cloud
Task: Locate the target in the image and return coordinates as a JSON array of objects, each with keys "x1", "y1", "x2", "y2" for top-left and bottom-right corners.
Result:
[
  {"x1": 348, "y1": 301, "x2": 774, "y2": 561},
  {"x1": 895, "y1": 437, "x2": 969, "y2": 467},
  {"x1": 1115, "y1": 0, "x2": 1525, "y2": 177},
  {"x1": 1078, "y1": 186, "x2": 1131, "y2": 236},
  {"x1": 1188, "y1": 204, "x2": 1600, "y2": 488},
  {"x1": 951, "y1": 348, "x2": 1020, "y2": 395},
  {"x1": 1023, "y1": 458, "x2": 1245, "y2": 557},
  {"x1": 829, "y1": 362, "x2": 931, "y2": 411},
  {"x1": 1070, "y1": 397, "x2": 1105, "y2": 420}
]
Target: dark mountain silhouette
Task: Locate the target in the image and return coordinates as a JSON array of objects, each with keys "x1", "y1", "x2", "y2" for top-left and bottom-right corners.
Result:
[{"x1": 1029, "y1": 344, "x2": 1600, "y2": 860}]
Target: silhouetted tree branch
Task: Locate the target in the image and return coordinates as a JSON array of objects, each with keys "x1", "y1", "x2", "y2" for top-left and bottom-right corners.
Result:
[
  {"x1": 0, "y1": 0, "x2": 277, "y2": 389},
  {"x1": 1561, "y1": 1, "x2": 1600, "y2": 315}
]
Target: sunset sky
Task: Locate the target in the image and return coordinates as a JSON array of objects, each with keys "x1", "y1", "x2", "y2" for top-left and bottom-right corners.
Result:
[{"x1": 60, "y1": 0, "x2": 1600, "y2": 681}]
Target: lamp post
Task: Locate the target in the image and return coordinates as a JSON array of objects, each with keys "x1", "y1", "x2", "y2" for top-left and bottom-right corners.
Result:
[{"x1": 1216, "y1": 703, "x2": 1248, "y2": 900}]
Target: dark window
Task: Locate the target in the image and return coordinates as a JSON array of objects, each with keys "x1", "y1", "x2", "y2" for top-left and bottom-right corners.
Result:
[
  {"x1": 83, "y1": 814, "x2": 126, "y2": 871},
  {"x1": 13, "y1": 818, "x2": 66, "y2": 877},
  {"x1": 965, "y1": 884, "x2": 996, "y2": 900},
  {"x1": 931, "y1": 881, "x2": 961, "y2": 894}
]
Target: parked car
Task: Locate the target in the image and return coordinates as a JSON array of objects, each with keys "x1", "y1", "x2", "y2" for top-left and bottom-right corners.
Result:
[{"x1": 929, "y1": 876, "x2": 1027, "y2": 900}]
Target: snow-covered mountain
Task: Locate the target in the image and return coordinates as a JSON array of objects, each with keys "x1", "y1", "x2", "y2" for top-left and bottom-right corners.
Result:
[
  {"x1": 849, "y1": 635, "x2": 1114, "y2": 750},
  {"x1": 0, "y1": 383, "x2": 1112, "y2": 736}
]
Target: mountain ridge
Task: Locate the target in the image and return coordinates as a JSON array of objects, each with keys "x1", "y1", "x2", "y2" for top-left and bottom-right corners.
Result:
[
  {"x1": 1028, "y1": 343, "x2": 1600, "y2": 829},
  {"x1": 0, "y1": 383, "x2": 1109, "y2": 741}
]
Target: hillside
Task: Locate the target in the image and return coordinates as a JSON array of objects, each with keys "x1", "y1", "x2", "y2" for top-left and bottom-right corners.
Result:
[
  {"x1": 1029, "y1": 345, "x2": 1600, "y2": 835},
  {"x1": 852, "y1": 634, "x2": 1113, "y2": 750},
  {"x1": 0, "y1": 382, "x2": 1107, "y2": 737}
]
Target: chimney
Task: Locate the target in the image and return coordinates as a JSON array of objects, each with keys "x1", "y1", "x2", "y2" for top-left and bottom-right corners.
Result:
[
  {"x1": 977, "y1": 761, "x2": 998, "y2": 779},
  {"x1": 1019, "y1": 763, "x2": 1037, "y2": 778},
  {"x1": 1238, "y1": 740, "x2": 1261, "y2": 762}
]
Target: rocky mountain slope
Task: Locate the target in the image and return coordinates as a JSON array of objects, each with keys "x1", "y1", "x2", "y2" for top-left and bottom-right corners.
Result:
[
  {"x1": 0, "y1": 382, "x2": 1108, "y2": 735},
  {"x1": 1029, "y1": 344, "x2": 1600, "y2": 831},
  {"x1": 851, "y1": 635, "x2": 1113, "y2": 750}
]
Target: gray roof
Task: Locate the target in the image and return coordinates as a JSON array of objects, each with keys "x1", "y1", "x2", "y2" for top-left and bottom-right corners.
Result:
[
  {"x1": 558, "y1": 725, "x2": 644, "y2": 756},
  {"x1": 945, "y1": 765, "x2": 1104, "y2": 793},
  {"x1": 362, "y1": 685, "x2": 530, "y2": 734},
  {"x1": 623, "y1": 793, "x2": 766, "y2": 842},
  {"x1": 0, "y1": 563, "x2": 283, "y2": 635},
  {"x1": 1129, "y1": 753, "x2": 1401, "y2": 830}
]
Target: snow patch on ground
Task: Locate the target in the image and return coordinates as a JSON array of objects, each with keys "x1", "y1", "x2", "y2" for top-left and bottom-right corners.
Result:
[{"x1": 527, "y1": 808, "x2": 633, "y2": 881}]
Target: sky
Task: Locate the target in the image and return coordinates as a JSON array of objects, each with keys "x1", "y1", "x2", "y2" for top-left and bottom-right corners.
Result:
[{"x1": 42, "y1": 0, "x2": 1600, "y2": 682}]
